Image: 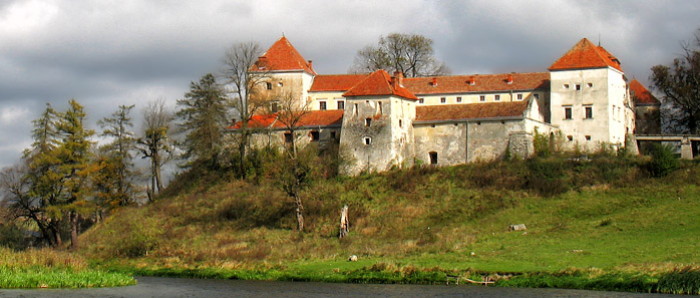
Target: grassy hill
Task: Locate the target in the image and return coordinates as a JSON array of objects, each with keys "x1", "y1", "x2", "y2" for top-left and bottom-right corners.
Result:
[{"x1": 80, "y1": 153, "x2": 700, "y2": 294}]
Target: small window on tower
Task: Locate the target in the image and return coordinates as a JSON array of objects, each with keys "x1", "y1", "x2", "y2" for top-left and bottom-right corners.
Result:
[
  {"x1": 587, "y1": 83, "x2": 593, "y2": 88},
  {"x1": 585, "y1": 106, "x2": 593, "y2": 119},
  {"x1": 277, "y1": 82, "x2": 283, "y2": 87},
  {"x1": 567, "y1": 135, "x2": 573, "y2": 141},
  {"x1": 363, "y1": 137, "x2": 372, "y2": 145},
  {"x1": 365, "y1": 118, "x2": 372, "y2": 127},
  {"x1": 564, "y1": 84, "x2": 570, "y2": 89},
  {"x1": 564, "y1": 106, "x2": 572, "y2": 120},
  {"x1": 585, "y1": 135, "x2": 591, "y2": 141},
  {"x1": 266, "y1": 82, "x2": 273, "y2": 90},
  {"x1": 576, "y1": 84, "x2": 581, "y2": 91}
]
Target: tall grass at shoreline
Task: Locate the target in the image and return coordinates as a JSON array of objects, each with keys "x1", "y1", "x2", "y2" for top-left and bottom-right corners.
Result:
[{"x1": 0, "y1": 247, "x2": 135, "y2": 288}]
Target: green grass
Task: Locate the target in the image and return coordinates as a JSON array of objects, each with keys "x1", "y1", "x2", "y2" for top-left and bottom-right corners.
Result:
[
  {"x1": 78, "y1": 155, "x2": 700, "y2": 294},
  {"x1": 0, "y1": 247, "x2": 135, "y2": 289}
]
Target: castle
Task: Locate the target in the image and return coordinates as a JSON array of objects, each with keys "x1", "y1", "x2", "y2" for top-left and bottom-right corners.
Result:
[{"x1": 230, "y1": 37, "x2": 660, "y2": 175}]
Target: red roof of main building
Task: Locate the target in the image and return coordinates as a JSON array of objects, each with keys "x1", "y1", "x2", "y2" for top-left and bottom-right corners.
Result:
[
  {"x1": 630, "y1": 79, "x2": 660, "y2": 105},
  {"x1": 309, "y1": 74, "x2": 368, "y2": 92},
  {"x1": 415, "y1": 101, "x2": 529, "y2": 122},
  {"x1": 343, "y1": 70, "x2": 419, "y2": 100},
  {"x1": 250, "y1": 37, "x2": 316, "y2": 74},
  {"x1": 549, "y1": 38, "x2": 623, "y2": 72},
  {"x1": 229, "y1": 110, "x2": 344, "y2": 130},
  {"x1": 403, "y1": 73, "x2": 549, "y2": 95}
]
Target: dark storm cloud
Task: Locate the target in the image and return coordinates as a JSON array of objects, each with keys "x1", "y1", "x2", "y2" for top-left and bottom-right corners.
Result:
[{"x1": 0, "y1": 0, "x2": 698, "y2": 168}]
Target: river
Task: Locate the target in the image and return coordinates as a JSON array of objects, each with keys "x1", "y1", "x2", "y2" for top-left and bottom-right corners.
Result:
[{"x1": 0, "y1": 276, "x2": 679, "y2": 297}]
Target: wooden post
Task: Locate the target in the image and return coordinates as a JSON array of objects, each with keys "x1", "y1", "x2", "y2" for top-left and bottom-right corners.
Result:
[{"x1": 339, "y1": 205, "x2": 349, "y2": 238}]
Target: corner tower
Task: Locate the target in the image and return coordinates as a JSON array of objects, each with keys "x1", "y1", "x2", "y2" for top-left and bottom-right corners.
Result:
[
  {"x1": 548, "y1": 38, "x2": 634, "y2": 151},
  {"x1": 339, "y1": 70, "x2": 418, "y2": 175},
  {"x1": 250, "y1": 37, "x2": 316, "y2": 109}
]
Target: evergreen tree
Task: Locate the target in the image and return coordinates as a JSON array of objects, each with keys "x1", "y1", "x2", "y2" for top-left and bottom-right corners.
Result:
[
  {"x1": 97, "y1": 105, "x2": 138, "y2": 208},
  {"x1": 176, "y1": 73, "x2": 230, "y2": 168}
]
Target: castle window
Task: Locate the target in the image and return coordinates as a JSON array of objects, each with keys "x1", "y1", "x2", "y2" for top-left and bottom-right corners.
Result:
[
  {"x1": 567, "y1": 135, "x2": 573, "y2": 141},
  {"x1": 517, "y1": 94, "x2": 523, "y2": 101},
  {"x1": 363, "y1": 137, "x2": 372, "y2": 145},
  {"x1": 564, "y1": 106, "x2": 572, "y2": 120},
  {"x1": 429, "y1": 151, "x2": 438, "y2": 165},
  {"x1": 587, "y1": 83, "x2": 593, "y2": 88},
  {"x1": 584, "y1": 105, "x2": 593, "y2": 119},
  {"x1": 319, "y1": 101, "x2": 327, "y2": 110},
  {"x1": 576, "y1": 84, "x2": 581, "y2": 91},
  {"x1": 419, "y1": 98, "x2": 424, "y2": 104},
  {"x1": 585, "y1": 135, "x2": 591, "y2": 141},
  {"x1": 564, "y1": 84, "x2": 570, "y2": 89},
  {"x1": 495, "y1": 95, "x2": 501, "y2": 101},
  {"x1": 310, "y1": 131, "x2": 320, "y2": 142},
  {"x1": 456, "y1": 96, "x2": 462, "y2": 103},
  {"x1": 270, "y1": 101, "x2": 279, "y2": 113},
  {"x1": 266, "y1": 82, "x2": 273, "y2": 90},
  {"x1": 399, "y1": 119, "x2": 403, "y2": 128},
  {"x1": 284, "y1": 132, "x2": 293, "y2": 143},
  {"x1": 379, "y1": 103, "x2": 383, "y2": 115},
  {"x1": 480, "y1": 95, "x2": 485, "y2": 102},
  {"x1": 440, "y1": 97, "x2": 446, "y2": 103},
  {"x1": 337, "y1": 100, "x2": 345, "y2": 110},
  {"x1": 365, "y1": 118, "x2": 372, "y2": 127},
  {"x1": 354, "y1": 104, "x2": 358, "y2": 116}
]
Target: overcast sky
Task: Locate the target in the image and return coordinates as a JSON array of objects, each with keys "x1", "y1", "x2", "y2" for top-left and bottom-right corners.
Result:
[{"x1": 1, "y1": 0, "x2": 698, "y2": 168}]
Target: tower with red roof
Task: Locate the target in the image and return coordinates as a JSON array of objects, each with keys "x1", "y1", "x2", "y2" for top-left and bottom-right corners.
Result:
[
  {"x1": 339, "y1": 70, "x2": 419, "y2": 175},
  {"x1": 549, "y1": 38, "x2": 635, "y2": 150}
]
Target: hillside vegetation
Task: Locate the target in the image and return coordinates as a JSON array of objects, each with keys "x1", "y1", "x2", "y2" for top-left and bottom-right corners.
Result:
[{"x1": 80, "y1": 152, "x2": 700, "y2": 294}]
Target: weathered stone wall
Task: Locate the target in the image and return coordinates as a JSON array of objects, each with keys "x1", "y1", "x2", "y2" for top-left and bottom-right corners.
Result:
[
  {"x1": 467, "y1": 120, "x2": 527, "y2": 162},
  {"x1": 414, "y1": 123, "x2": 467, "y2": 165}
]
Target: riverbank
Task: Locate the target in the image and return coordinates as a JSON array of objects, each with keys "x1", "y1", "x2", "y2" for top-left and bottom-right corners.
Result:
[
  {"x1": 0, "y1": 247, "x2": 134, "y2": 289},
  {"x1": 78, "y1": 155, "x2": 700, "y2": 294}
]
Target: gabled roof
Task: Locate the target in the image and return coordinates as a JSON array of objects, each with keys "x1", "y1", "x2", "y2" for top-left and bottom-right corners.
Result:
[
  {"x1": 309, "y1": 74, "x2": 368, "y2": 92},
  {"x1": 549, "y1": 38, "x2": 623, "y2": 72},
  {"x1": 402, "y1": 73, "x2": 550, "y2": 95},
  {"x1": 415, "y1": 101, "x2": 528, "y2": 122},
  {"x1": 630, "y1": 79, "x2": 660, "y2": 105},
  {"x1": 229, "y1": 110, "x2": 344, "y2": 130},
  {"x1": 342, "y1": 70, "x2": 418, "y2": 100},
  {"x1": 249, "y1": 36, "x2": 316, "y2": 74}
]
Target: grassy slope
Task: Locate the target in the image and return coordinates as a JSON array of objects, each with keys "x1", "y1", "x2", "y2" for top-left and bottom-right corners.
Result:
[{"x1": 80, "y1": 156, "x2": 700, "y2": 293}]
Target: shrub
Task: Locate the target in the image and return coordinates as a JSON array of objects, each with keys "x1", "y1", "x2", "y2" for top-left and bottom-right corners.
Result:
[{"x1": 648, "y1": 144, "x2": 679, "y2": 177}]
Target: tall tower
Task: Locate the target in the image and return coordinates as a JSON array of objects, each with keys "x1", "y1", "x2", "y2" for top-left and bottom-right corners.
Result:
[
  {"x1": 549, "y1": 38, "x2": 633, "y2": 151},
  {"x1": 339, "y1": 70, "x2": 418, "y2": 175},
  {"x1": 249, "y1": 37, "x2": 316, "y2": 110}
]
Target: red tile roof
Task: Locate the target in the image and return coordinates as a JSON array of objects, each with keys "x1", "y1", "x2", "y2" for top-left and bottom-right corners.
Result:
[
  {"x1": 342, "y1": 70, "x2": 419, "y2": 100},
  {"x1": 549, "y1": 38, "x2": 623, "y2": 72},
  {"x1": 229, "y1": 110, "x2": 344, "y2": 130},
  {"x1": 402, "y1": 72, "x2": 549, "y2": 95},
  {"x1": 249, "y1": 37, "x2": 316, "y2": 74},
  {"x1": 630, "y1": 79, "x2": 660, "y2": 105},
  {"x1": 309, "y1": 74, "x2": 368, "y2": 92},
  {"x1": 415, "y1": 101, "x2": 528, "y2": 122}
]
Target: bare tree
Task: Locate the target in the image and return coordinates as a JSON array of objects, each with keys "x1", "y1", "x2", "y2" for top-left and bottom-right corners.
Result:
[
  {"x1": 137, "y1": 99, "x2": 173, "y2": 201},
  {"x1": 221, "y1": 42, "x2": 269, "y2": 176},
  {"x1": 273, "y1": 91, "x2": 313, "y2": 232},
  {"x1": 651, "y1": 28, "x2": 700, "y2": 133},
  {"x1": 350, "y1": 33, "x2": 449, "y2": 77}
]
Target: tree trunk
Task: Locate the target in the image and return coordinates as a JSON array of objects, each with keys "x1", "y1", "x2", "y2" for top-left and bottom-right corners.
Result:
[
  {"x1": 69, "y1": 211, "x2": 79, "y2": 250},
  {"x1": 339, "y1": 205, "x2": 349, "y2": 239},
  {"x1": 294, "y1": 194, "x2": 304, "y2": 232}
]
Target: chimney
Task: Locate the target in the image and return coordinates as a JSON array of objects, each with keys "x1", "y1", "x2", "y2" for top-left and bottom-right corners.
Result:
[
  {"x1": 432, "y1": 77, "x2": 438, "y2": 87},
  {"x1": 506, "y1": 74, "x2": 513, "y2": 84},
  {"x1": 392, "y1": 71, "x2": 404, "y2": 88},
  {"x1": 308, "y1": 60, "x2": 313, "y2": 69}
]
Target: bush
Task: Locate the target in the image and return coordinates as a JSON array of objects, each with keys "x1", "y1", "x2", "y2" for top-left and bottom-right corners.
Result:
[{"x1": 648, "y1": 144, "x2": 679, "y2": 177}]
